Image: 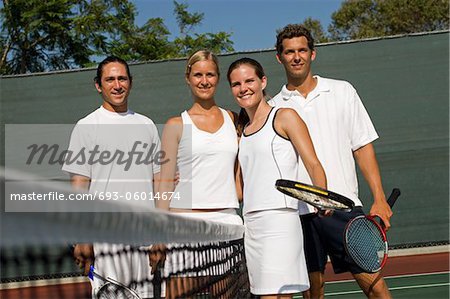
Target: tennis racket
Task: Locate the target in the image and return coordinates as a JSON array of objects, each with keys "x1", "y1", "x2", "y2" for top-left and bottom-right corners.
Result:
[
  {"x1": 275, "y1": 179, "x2": 355, "y2": 211},
  {"x1": 344, "y1": 188, "x2": 401, "y2": 273},
  {"x1": 89, "y1": 265, "x2": 141, "y2": 299}
]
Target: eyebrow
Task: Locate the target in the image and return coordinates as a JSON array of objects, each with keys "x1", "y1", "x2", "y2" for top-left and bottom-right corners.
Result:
[{"x1": 104, "y1": 75, "x2": 129, "y2": 80}]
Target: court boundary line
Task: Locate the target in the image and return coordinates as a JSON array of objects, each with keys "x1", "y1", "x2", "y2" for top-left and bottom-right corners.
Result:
[
  {"x1": 389, "y1": 245, "x2": 449, "y2": 257},
  {"x1": 326, "y1": 282, "x2": 450, "y2": 296},
  {"x1": 325, "y1": 271, "x2": 449, "y2": 297}
]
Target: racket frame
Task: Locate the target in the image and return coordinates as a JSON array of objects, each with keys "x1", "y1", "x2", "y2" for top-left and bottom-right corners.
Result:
[
  {"x1": 344, "y1": 214, "x2": 388, "y2": 273},
  {"x1": 89, "y1": 265, "x2": 141, "y2": 299},
  {"x1": 343, "y1": 188, "x2": 401, "y2": 273},
  {"x1": 275, "y1": 179, "x2": 355, "y2": 211}
]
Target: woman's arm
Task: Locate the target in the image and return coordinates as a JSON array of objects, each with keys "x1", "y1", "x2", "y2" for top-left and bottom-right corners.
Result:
[
  {"x1": 274, "y1": 108, "x2": 327, "y2": 189},
  {"x1": 156, "y1": 117, "x2": 182, "y2": 210}
]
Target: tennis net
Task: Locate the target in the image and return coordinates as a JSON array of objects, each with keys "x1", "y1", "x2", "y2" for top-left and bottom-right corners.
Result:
[{"x1": 0, "y1": 168, "x2": 250, "y2": 299}]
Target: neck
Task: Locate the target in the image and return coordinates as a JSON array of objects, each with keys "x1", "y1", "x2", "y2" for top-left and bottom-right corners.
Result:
[
  {"x1": 191, "y1": 99, "x2": 217, "y2": 113},
  {"x1": 102, "y1": 102, "x2": 128, "y2": 113},
  {"x1": 286, "y1": 73, "x2": 317, "y2": 98},
  {"x1": 245, "y1": 100, "x2": 271, "y2": 123}
]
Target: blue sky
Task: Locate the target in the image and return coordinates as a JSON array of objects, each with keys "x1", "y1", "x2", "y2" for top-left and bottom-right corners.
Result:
[{"x1": 132, "y1": 0, "x2": 344, "y2": 52}]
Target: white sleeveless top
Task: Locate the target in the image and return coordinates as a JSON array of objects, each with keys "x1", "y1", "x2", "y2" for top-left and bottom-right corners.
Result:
[
  {"x1": 239, "y1": 108, "x2": 299, "y2": 215},
  {"x1": 170, "y1": 108, "x2": 240, "y2": 209}
]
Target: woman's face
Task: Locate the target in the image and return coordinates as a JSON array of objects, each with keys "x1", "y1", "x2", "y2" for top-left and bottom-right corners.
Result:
[
  {"x1": 186, "y1": 60, "x2": 219, "y2": 102},
  {"x1": 229, "y1": 64, "x2": 266, "y2": 109}
]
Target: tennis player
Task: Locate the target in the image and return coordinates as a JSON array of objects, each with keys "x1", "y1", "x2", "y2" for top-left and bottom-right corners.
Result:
[
  {"x1": 62, "y1": 56, "x2": 161, "y2": 299},
  {"x1": 157, "y1": 49, "x2": 241, "y2": 222},
  {"x1": 270, "y1": 24, "x2": 393, "y2": 298},
  {"x1": 155, "y1": 50, "x2": 242, "y2": 298},
  {"x1": 227, "y1": 57, "x2": 327, "y2": 298}
]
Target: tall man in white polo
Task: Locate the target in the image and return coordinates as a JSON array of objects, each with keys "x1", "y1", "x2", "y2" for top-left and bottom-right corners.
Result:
[{"x1": 270, "y1": 24, "x2": 393, "y2": 299}]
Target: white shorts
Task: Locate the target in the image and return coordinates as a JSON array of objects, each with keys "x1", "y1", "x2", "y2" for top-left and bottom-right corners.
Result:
[
  {"x1": 93, "y1": 243, "x2": 164, "y2": 299},
  {"x1": 164, "y1": 209, "x2": 243, "y2": 277},
  {"x1": 244, "y1": 208, "x2": 309, "y2": 295}
]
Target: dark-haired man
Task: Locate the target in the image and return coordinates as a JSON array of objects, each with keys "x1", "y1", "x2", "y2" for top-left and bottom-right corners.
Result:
[
  {"x1": 63, "y1": 56, "x2": 161, "y2": 298},
  {"x1": 270, "y1": 24, "x2": 392, "y2": 299}
]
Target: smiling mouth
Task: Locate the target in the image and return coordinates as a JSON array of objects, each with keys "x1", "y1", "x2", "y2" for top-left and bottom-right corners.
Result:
[
  {"x1": 239, "y1": 94, "x2": 253, "y2": 99},
  {"x1": 113, "y1": 89, "x2": 127, "y2": 96}
]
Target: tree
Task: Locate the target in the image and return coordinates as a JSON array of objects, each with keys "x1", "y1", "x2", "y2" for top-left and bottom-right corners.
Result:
[
  {"x1": 0, "y1": 0, "x2": 234, "y2": 75},
  {"x1": 108, "y1": 17, "x2": 174, "y2": 62},
  {"x1": 300, "y1": 17, "x2": 329, "y2": 44},
  {"x1": 171, "y1": 1, "x2": 233, "y2": 57},
  {"x1": 0, "y1": 0, "x2": 139, "y2": 74},
  {"x1": 328, "y1": 0, "x2": 449, "y2": 40},
  {"x1": 110, "y1": 1, "x2": 234, "y2": 62}
]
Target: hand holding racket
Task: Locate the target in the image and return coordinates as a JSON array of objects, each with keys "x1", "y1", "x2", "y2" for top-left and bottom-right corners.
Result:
[
  {"x1": 344, "y1": 188, "x2": 401, "y2": 273},
  {"x1": 275, "y1": 179, "x2": 355, "y2": 212},
  {"x1": 89, "y1": 265, "x2": 141, "y2": 299}
]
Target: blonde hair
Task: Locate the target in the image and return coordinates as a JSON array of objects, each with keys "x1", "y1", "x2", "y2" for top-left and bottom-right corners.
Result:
[{"x1": 185, "y1": 50, "x2": 220, "y2": 77}]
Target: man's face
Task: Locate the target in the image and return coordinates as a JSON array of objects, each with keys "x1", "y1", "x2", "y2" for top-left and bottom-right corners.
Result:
[
  {"x1": 276, "y1": 36, "x2": 316, "y2": 80},
  {"x1": 95, "y1": 62, "x2": 131, "y2": 112}
]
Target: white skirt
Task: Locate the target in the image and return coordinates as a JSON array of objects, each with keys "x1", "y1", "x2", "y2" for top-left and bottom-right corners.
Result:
[
  {"x1": 172, "y1": 208, "x2": 243, "y2": 225},
  {"x1": 244, "y1": 208, "x2": 309, "y2": 295}
]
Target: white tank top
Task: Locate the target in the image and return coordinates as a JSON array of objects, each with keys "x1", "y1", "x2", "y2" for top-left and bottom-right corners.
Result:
[
  {"x1": 239, "y1": 107, "x2": 299, "y2": 215},
  {"x1": 170, "y1": 108, "x2": 239, "y2": 209}
]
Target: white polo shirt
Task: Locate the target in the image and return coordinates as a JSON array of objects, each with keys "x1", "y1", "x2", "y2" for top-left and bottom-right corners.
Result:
[{"x1": 270, "y1": 76, "x2": 378, "y2": 214}]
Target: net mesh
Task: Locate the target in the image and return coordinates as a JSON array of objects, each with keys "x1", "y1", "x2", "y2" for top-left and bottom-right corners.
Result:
[
  {"x1": 345, "y1": 217, "x2": 387, "y2": 272},
  {"x1": 0, "y1": 169, "x2": 250, "y2": 299}
]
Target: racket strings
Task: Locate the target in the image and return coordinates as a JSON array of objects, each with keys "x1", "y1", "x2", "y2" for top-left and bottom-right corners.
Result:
[
  {"x1": 278, "y1": 186, "x2": 349, "y2": 210},
  {"x1": 346, "y1": 218, "x2": 387, "y2": 272},
  {"x1": 97, "y1": 282, "x2": 140, "y2": 299}
]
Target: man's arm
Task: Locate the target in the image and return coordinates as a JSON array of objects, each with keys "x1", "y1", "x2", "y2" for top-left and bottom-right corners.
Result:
[
  {"x1": 70, "y1": 174, "x2": 90, "y2": 191},
  {"x1": 353, "y1": 143, "x2": 393, "y2": 229},
  {"x1": 69, "y1": 174, "x2": 93, "y2": 275}
]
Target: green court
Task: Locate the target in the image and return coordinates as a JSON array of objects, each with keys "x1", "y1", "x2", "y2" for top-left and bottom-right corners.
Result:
[{"x1": 325, "y1": 272, "x2": 449, "y2": 298}]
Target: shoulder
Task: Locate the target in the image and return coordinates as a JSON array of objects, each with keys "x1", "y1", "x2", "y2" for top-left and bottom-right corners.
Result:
[
  {"x1": 76, "y1": 108, "x2": 101, "y2": 125},
  {"x1": 225, "y1": 109, "x2": 238, "y2": 123},
  {"x1": 129, "y1": 111, "x2": 156, "y2": 125},
  {"x1": 274, "y1": 108, "x2": 305, "y2": 128},
  {"x1": 318, "y1": 76, "x2": 360, "y2": 105},
  {"x1": 162, "y1": 116, "x2": 183, "y2": 141},
  {"x1": 268, "y1": 89, "x2": 284, "y2": 105},
  {"x1": 320, "y1": 76, "x2": 357, "y2": 92},
  {"x1": 275, "y1": 107, "x2": 301, "y2": 120},
  {"x1": 165, "y1": 116, "x2": 183, "y2": 126}
]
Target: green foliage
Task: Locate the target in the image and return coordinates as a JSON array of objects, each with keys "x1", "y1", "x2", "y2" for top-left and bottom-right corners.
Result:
[
  {"x1": 173, "y1": 1, "x2": 203, "y2": 36},
  {"x1": 171, "y1": 1, "x2": 233, "y2": 57},
  {"x1": 108, "y1": 17, "x2": 173, "y2": 62},
  {"x1": 301, "y1": 17, "x2": 330, "y2": 44},
  {"x1": 0, "y1": 0, "x2": 234, "y2": 74},
  {"x1": 328, "y1": 0, "x2": 449, "y2": 40},
  {"x1": 297, "y1": 0, "x2": 449, "y2": 44},
  {"x1": 0, "y1": 0, "x2": 139, "y2": 74}
]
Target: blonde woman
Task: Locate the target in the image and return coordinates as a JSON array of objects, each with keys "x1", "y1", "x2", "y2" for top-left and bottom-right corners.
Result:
[{"x1": 154, "y1": 50, "x2": 243, "y2": 298}]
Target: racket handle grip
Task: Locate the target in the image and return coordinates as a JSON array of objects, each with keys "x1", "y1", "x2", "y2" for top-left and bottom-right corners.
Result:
[{"x1": 387, "y1": 188, "x2": 401, "y2": 208}]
